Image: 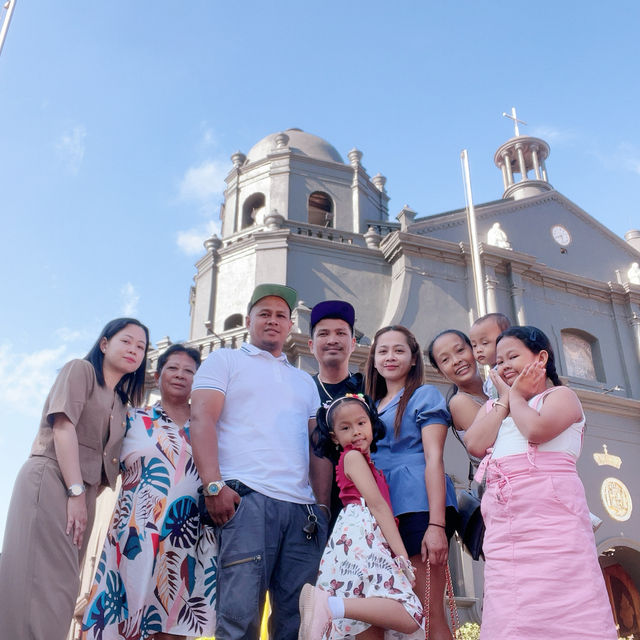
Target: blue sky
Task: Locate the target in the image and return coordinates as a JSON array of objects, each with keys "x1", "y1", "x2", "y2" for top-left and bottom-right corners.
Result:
[{"x1": 1, "y1": 1, "x2": 639, "y2": 542}]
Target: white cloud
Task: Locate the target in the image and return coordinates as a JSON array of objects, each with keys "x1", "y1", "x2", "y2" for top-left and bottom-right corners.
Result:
[
  {"x1": 176, "y1": 220, "x2": 221, "y2": 256},
  {"x1": 0, "y1": 343, "x2": 70, "y2": 419},
  {"x1": 56, "y1": 124, "x2": 87, "y2": 174},
  {"x1": 178, "y1": 159, "x2": 227, "y2": 207},
  {"x1": 120, "y1": 282, "x2": 139, "y2": 315},
  {"x1": 200, "y1": 123, "x2": 216, "y2": 148},
  {"x1": 530, "y1": 125, "x2": 577, "y2": 144}
]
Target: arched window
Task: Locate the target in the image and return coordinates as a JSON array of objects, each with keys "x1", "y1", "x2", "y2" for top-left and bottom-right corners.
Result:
[
  {"x1": 561, "y1": 329, "x2": 603, "y2": 381},
  {"x1": 241, "y1": 193, "x2": 266, "y2": 229},
  {"x1": 308, "y1": 191, "x2": 334, "y2": 227},
  {"x1": 223, "y1": 313, "x2": 244, "y2": 331}
]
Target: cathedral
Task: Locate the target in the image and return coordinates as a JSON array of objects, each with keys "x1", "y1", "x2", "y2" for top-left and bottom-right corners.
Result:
[{"x1": 71, "y1": 126, "x2": 640, "y2": 636}]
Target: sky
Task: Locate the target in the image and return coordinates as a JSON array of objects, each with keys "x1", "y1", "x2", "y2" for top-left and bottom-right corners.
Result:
[{"x1": 1, "y1": 1, "x2": 639, "y2": 544}]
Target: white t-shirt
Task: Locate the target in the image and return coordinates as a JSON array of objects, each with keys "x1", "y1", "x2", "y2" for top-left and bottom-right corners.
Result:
[
  {"x1": 491, "y1": 387, "x2": 584, "y2": 460},
  {"x1": 192, "y1": 343, "x2": 320, "y2": 504}
]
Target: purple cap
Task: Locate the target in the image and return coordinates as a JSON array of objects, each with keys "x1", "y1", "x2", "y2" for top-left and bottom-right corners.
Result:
[{"x1": 310, "y1": 300, "x2": 355, "y2": 332}]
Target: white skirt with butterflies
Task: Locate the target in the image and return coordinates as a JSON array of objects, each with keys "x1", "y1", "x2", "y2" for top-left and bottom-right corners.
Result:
[{"x1": 315, "y1": 500, "x2": 425, "y2": 639}]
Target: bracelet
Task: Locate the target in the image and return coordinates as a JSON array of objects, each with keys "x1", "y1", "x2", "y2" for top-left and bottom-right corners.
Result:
[
  {"x1": 317, "y1": 504, "x2": 331, "y2": 516},
  {"x1": 494, "y1": 400, "x2": 508, "y2": 411},
  {"x1": 428, "y1": 522, "x2": 446, "y2": 529}
]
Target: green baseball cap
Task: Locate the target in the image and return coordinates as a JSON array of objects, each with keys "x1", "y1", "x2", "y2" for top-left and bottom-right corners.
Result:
[{"x1": 248, "y1": 283, "x2": 298, "y2": 313}]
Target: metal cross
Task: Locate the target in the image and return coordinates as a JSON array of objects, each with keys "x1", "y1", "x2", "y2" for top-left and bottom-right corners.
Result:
[{"x1": 502, "y1": 107, "x2": 527, "y2": 137}]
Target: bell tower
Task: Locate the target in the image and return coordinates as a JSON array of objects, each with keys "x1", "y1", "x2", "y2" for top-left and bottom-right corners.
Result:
[{"x1": 493, "y1": 108, "x2": 553, "y2": 200}]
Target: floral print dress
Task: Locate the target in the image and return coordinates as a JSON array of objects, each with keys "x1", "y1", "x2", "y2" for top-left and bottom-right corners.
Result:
[
  {"x1": 81, "y1": 405, "x2": 217, "y2": 639},
  {"x1": 315, "y1": 446, "x2": 424, "y2": 639}
]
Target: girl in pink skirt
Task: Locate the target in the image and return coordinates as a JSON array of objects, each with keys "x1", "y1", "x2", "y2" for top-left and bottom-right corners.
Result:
[
  {"x1": 299, "y1": 393, "x2": 424, "y2": 640},
  {"x1": 464, "y1": 326, "x2": 617, "y2": 639}
]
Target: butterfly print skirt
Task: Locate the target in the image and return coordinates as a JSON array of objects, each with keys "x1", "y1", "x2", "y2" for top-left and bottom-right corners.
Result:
[{"x1": 315, "y1": 501, "x2": 424, "y2": 639}]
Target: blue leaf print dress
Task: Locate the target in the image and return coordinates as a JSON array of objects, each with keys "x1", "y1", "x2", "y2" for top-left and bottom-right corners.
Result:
[{"x1": 81, "y1": 405, "x2": 217, "y2": 639}]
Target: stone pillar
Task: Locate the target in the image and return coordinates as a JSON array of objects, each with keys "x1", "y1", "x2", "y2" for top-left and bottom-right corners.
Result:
[
  {"x1": 348, "y1": 148, "x2": 363, "y2": 234},
  {"x1": 396, "y1": 205, "x2": 417, "y2": 231},
  {"x1": 485, "y1": 270, "x2": 499, "y2": 313},
  {"x1": 508, "y1": 270, "x2": 526, "y2": 325},
  {"x1": 502, "y1": 152, "x2": 513, "y2": 185},
  {"x1": 540, "y1": 159, "x2": 548, "y2": 182},
  {"x1": 632, "y1": 312, "x2": 640, "y2": 365},
  {"x1": 531, "y1": 145, "x2": 541, "y2": 180},
  {"x1": 500, "y1": 162, "x2": 509, "y2": 190},
  {"x1": 515, "y1": 143, "x2": 527, "y2": 181}
]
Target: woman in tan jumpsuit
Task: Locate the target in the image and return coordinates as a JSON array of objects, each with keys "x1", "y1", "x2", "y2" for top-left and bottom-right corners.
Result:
[{"x1": 0, "y1": 317, "x2": 149, "y2": 640}]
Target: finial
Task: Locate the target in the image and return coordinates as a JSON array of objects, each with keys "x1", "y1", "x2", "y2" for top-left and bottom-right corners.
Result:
[
  {"x1": 372, "y1": 173, "x2": 387, "y2": 192},
  {"x1": 204, "y1": 234, "x2": 222, "y2": 252},
  {"x1": 230, "y1": 151, "x2": 246, "y2": 168},
  {"x1": 274, "y1": 132, "x2": 290, "y2": 149},
  {"x1": 348, "y1": 148, "x2": 363, "y2": 167},
  {"x1": 502, "y1": 107, "x2": 527, "y2": 137}
]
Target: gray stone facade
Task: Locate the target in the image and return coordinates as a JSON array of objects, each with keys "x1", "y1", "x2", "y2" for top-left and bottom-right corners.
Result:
[{"x1": 177, "y1": 127, "x2": 640, "y2": 627}]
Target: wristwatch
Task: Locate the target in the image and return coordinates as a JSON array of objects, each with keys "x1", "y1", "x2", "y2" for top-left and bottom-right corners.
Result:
[
  {"x1": 202, "y1": 480, "x2": 226, "y2": 497},
  {"x1": 67, "y1": 483, "x2": 86, "y2": 497}
]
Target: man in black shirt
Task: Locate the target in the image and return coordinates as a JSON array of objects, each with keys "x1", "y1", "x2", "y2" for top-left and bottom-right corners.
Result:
[{"x1": 308, "y1": 300, "x2": 365, "y2": 530}]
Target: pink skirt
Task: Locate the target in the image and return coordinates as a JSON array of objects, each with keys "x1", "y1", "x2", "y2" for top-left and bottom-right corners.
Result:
[{"x1": 479, "y1": 451, "x2": 616, "y2": 640}]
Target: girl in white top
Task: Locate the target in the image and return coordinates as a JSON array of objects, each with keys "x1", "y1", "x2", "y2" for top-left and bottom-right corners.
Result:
[{"x1": 463, "y1": 326, "x2": 616, "y2": 640}]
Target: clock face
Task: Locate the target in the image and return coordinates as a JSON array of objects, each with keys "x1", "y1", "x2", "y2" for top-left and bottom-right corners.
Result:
[{"x1": 551, "y1": 224, "x2": 571, "y2": 246}]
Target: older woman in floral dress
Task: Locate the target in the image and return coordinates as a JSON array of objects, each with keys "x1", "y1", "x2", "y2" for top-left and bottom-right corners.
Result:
[{"x1": 82, "y1": 344, "x2": 217, "y2": 640}]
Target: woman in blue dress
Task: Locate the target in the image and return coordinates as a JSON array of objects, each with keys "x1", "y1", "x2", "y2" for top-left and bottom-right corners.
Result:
[{"x1": 366, "y1": 325, "x2": 458, "y2": 640}]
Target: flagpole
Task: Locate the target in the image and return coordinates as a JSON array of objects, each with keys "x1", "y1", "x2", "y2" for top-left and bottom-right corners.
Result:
[
  {"x1": 0, "y1": 0, "x2": 17, "y2": 58},
  {"x1": 461, "y1": 149, "x2": 486, "y2": 318}
]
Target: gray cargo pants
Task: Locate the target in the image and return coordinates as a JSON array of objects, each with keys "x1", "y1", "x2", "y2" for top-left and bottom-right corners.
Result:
[{"x1": 214, "y1": 490, "x2": 328, "y2": 640}]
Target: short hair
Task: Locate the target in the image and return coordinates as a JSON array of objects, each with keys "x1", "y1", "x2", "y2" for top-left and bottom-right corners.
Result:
[
  {"x1": 364, "y1": 325, "x2": 424, "y2": 438},
  {"x1": 472, "y1": 312, "x2": 511, "y2": 333},
  {"x1": 312, "y1": 394, "x2": 386, "y2": 463},
  {"x1": 157, "y1": 343, "x2": 201, "y2": 374},
  {"x1": 496, "y1": 325, "x2": 562, "y2": 387},
  {"x1": 85, "y1": 317, "x2": 149, "y2": 406}
]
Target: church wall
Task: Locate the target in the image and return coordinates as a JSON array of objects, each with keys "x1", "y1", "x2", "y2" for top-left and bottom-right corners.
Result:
[
  {"x1": 213, "y1": 248, "x2": 257, "y2": 334},
  {"x1": 578, "y1": 409, "x2": 640, "y2": 551},
  {"x1": 286, "y1": 240, "x2": 390, "y2": 340},
  {"x1": 517, "y1": 278, "x2": 639, "y2": 397}
]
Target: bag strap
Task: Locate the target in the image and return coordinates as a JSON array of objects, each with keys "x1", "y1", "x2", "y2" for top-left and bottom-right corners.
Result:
[{"x1": 424, "y1": 560, "x2": 460, "y2": 638}]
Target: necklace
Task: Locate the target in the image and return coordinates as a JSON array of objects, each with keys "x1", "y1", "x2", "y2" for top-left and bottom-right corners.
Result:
[{"x1": 317, "y1": 376, "x2": 335, "y2": 402}]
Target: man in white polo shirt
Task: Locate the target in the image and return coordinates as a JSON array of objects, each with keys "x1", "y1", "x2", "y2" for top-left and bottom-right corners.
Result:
[{"x1": 190, "y1": 283, "x2": 330, "y2": 640}]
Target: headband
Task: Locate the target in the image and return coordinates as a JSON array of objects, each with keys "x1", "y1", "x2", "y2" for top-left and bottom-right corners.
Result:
[{"x1": 326, "y1": 393, "x2": 369, "y2": 426}]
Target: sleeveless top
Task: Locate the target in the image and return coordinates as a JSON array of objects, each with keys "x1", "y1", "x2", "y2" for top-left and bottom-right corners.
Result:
[
  {"x1": 336, "y1": 444, "x2": 393, "y2": 511},
  {"x1": 491, "y1": 387, "x2": 584, "y2": 460}
]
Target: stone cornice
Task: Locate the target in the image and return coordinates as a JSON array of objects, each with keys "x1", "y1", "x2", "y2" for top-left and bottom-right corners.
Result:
[
  {"x1": 576, "y1": 387, "x2": 640, "y2": 420},
  {"x1": 380, "y1": 231, "x2": 466, "y2": 265}
]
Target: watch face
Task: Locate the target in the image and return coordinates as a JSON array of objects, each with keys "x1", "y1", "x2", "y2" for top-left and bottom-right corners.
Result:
[
  {"x1": 206, "y1": 481, "x2": 223, "y2": 496},
  {"x1": 551, "y1": 224, "x2": 571, "y2": 246}
]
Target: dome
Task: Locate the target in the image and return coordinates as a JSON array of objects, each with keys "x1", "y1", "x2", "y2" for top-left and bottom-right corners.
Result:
[{"x1": 245, "y1": 128, "x2": 344, "y2": 165}]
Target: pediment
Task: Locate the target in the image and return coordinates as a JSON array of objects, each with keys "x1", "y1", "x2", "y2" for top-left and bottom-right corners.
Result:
[{"x1": 408, "y1": 190, "x2": 639, "y2": 284}]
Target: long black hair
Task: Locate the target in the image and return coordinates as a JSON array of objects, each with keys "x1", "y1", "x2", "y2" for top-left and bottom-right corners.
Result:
[
  {"x1": 312, "y1": 394, "x2": 386, "y2": 464},
  {"x1": 85, "y1": 317, "x2": 150, "y2": 406},
  {"x1": 496, "y1": 325, "x2": 562, "y2": 387},
  {"x1": 427, "y1": 328, "x2": 474, "y2": 407},
  {"x1": 364, "y1": 325, "x2": 424, "y2": 438}
]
